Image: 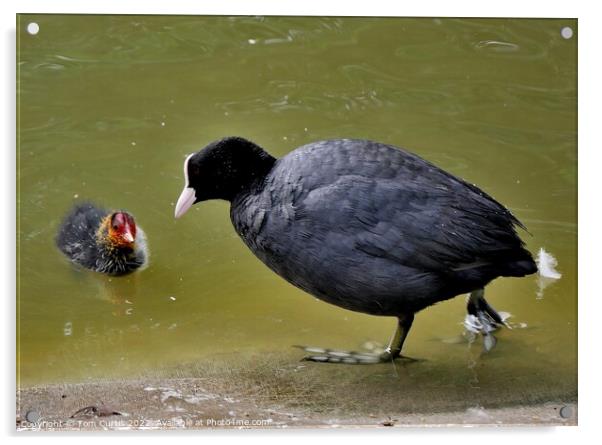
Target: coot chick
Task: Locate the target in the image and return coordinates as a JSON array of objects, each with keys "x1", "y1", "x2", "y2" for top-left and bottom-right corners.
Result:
[
  {"x1": 56, "y1": 202, "x2": 148, "y2": 276},
  {"x1": 174, "y1": 137, "x2": 537, "y2": 363}
]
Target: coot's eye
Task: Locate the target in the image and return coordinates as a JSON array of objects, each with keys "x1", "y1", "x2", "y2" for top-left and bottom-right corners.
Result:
[{"x1": 112, "y1": 224, "x2": 119, "y2": 230}]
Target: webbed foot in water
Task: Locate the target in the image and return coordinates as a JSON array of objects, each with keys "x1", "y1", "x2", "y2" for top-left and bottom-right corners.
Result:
[
  {"x1": 465, "y1": 288, "x2": 511, "y2": 352},
  {"x1": 295, "y1": 345, "x2": 420, "y2": 364},
  {"x1": 294, "y1": 313, "x2": 422, "y2": 364}
]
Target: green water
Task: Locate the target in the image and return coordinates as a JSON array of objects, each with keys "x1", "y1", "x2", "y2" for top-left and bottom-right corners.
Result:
[{"x1": 17, "y1": 15, "x2": 576, "y2": 408}]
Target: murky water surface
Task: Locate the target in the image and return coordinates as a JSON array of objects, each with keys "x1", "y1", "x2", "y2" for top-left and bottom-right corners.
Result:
[{"x1": 17, "y1": 15, "x2": 576, "y2": 407}]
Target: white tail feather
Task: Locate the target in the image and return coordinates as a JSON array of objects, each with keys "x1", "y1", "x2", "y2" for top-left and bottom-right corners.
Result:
[{"x1": 536, "y1": 248, "x2": 562, "y2": 279}]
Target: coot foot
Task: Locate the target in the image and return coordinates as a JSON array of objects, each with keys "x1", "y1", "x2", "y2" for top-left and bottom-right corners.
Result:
[
  {"x1": 465, "y1": 288, "x2": 509, "y2": 352},
  {"x1": 296, "y1": 313, "x2": 417, "y2": 364}
]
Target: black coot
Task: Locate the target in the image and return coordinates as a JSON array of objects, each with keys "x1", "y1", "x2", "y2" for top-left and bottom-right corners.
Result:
[
  {"x1": 56, "y1": 202, "x2": 148, "y2": 276},
  {"x1": 174, "y1": 137, "x2": 536, "y2": 363}
]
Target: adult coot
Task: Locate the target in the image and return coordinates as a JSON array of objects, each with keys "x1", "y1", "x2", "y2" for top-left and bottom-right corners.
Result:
[
  {"x1": 174, "y1": 137, "x2": 537, "y2": 363},
  {"x1": 57, "y1": 202, "x2": 148, "y2": 276}
]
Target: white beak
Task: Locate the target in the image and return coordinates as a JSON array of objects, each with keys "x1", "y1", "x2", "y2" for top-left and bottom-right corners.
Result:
[
  {"x1": 175, "y1": 187, "x2": 196, "y2": 218},
  {"x1": 123, "y1": 231, "x2": 135, "y2": 243}
]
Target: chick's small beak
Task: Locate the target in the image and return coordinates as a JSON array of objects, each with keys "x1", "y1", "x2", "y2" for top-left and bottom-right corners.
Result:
[
  {"x1": 175, "y1": 187, "x2": 196, "y2": 219},
  {"x1": 122, "y1": 229, "x2": 135, "y2": 243}
]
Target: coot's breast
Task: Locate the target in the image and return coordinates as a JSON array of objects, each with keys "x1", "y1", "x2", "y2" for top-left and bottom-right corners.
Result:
[{"x1": 231, "y1": 139, "x2": 532, "y2": 316}]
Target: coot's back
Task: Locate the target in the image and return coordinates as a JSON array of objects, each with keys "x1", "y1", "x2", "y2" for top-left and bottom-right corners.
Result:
[{"x1": 231, "y1": 139, "x2": 536, "y2": 315}]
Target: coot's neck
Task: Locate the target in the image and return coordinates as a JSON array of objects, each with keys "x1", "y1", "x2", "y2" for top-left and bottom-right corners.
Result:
[{"x1": 219, "y1": 140, "x2": 277, "y2": 202}]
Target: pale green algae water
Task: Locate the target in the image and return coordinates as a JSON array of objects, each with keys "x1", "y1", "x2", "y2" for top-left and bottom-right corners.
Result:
[{"x1": 17, "y1": 15, "x2": 576, "y2": 411}]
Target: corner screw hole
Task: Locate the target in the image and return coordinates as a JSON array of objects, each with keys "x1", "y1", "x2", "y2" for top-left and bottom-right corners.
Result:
[
  {"x1": 561, "y1": 27, "x2": 573, "y2": 40},
  {"x1": 27, "y1": 22, "x2": 39, "y2": 35},
  {"x1": 25, "y1": 410, "x2": 40, "y2": 422},
  {"x1": 559, "y1": 405, "x2": 573, "y2": 418}
]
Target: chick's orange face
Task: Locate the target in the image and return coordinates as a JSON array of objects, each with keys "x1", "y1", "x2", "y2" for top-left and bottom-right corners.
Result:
[{"x1": 108, "y1": 212, "x2": 137, "y2": 247}]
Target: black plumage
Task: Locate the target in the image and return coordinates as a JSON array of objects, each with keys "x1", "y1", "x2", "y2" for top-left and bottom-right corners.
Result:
[
  {"x1": 56, "y1": 202, "x2": 148, "y2": 276},
  {"x1": 175, "y1": 137, "x2": 537, "y2": 361}
]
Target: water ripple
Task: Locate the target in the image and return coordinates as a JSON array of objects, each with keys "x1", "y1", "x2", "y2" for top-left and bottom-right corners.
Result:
[{"x1": 474, "y1": 40, "x2": 520, "y2": 52}]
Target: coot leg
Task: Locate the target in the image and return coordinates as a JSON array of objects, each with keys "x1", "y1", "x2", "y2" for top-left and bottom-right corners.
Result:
[
  {"x1": 466, "y1": 288, "x2": 508, "y2": 352},
  {"x1": 380, "y1": 313, "x2": 414, "y2": 361},
  {"x1": 297, "y1": 313, "x2": 417, "y2": 364}
]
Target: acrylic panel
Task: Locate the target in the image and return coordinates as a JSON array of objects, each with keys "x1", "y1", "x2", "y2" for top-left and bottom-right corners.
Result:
[{"x1": 16, "y1": 14, "x2": 577, "y2": 429}]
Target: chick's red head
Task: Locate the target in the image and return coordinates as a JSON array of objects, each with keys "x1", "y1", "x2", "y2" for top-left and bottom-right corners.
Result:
[{"x1": 108, "y1": 211, "x2": 137, "y2": 247}]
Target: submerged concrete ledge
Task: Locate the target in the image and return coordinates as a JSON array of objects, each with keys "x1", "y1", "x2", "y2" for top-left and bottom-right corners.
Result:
[{"x1": 16, "y1": 351, "x2": 577, "y2": 430}]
